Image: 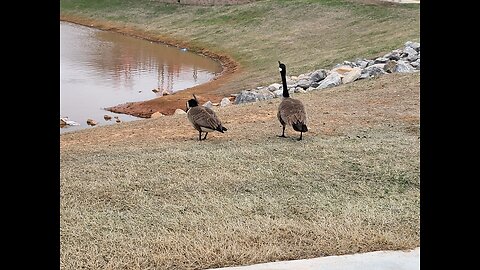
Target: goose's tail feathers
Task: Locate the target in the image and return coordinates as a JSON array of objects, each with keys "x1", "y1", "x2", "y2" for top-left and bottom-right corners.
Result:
[
  {"x1": 293, "y1": 122, "x2": 308, "y2": 132},
  {"x1": 217, "y1": 126, "x2": 228, "y2": 133}
]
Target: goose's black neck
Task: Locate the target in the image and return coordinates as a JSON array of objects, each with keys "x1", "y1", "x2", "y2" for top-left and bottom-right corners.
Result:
[{"x1": 279, "y1": 62, "x2": 289, "y2": 98}]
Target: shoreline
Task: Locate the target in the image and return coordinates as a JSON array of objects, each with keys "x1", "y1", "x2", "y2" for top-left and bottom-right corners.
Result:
[{"x1": 60, "y1": 14, "x2": 242, "y2": 118}]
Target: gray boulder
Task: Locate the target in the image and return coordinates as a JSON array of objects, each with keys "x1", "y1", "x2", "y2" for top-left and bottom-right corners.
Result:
[
  {"x1": 296, "y1": 79, "x2": 312, "y2": 89},
  {"x1": 310, "y1": 69, "x2": 328, "y2": 82},
  {"x1": 203, "y1": 101, "x2": 213, "y2": 108},
  {"x1": 234, "y1": 90, "x2": 258, "y2": 104},
  {"x1": 395, "y1": 60, "x2": 415, "y2": 73},
  {"x1": 405, "y1": 41, "x2": 420, "y2": 52},
  {"x1": 220, "y1": 97, "x2": 231, "y2": 107},
  {"x1": 316, "y1": 72, "x2": 342, "y2": 90}
]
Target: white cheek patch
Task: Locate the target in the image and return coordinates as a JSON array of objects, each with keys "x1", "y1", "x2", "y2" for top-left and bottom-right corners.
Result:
[{"x1": 279, "y1": 68, "x2": 282, "y2": 72}]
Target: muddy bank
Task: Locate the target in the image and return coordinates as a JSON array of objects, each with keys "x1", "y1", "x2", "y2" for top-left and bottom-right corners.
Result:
[{"x1": 60, "y1": 14, "x2": 241, "y2": 118}]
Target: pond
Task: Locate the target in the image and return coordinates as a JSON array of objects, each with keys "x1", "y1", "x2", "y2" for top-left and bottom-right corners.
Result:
[{"x1": 60, "y1": 21, "x2": 223, "y2": 134}]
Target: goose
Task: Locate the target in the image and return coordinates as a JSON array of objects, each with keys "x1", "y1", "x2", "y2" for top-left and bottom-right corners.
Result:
[
  {"x1": 186, "y1": 95, "x2": 227, "y2": 141},
  {"x1": 277, "y1": 61, "x2": 308, "y2": 141}
]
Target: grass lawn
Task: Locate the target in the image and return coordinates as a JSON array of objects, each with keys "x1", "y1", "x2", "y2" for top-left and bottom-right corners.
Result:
[{"x1": 60, "y1": 0, "x2": 420, "y2": 269}]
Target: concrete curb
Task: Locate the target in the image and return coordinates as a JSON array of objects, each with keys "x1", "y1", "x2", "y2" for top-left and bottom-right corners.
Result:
[{"x1": 209, "y1": 247, "x2": 420, "y2": 270}]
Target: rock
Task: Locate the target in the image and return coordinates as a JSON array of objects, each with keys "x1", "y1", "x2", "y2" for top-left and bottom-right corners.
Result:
[
  {"x1": 403, "y1": 46, "x2": 418, "y2": 59},
  {"x1": 152, "y1": 88, "x2": 160, "y2": 93},
  {"x1": 116, "y1": 118, "x2": 121, "y2": 123},
  {"x1": 234, "y1": 90, "x2": 258, "y2": 104},
  {"x1": 395, "y1": 60, "x2": 415, "y2": 73},
  {"x1": 374, "y1": 57, "x2": 389, "y2": 64},
  {"x1": 227, "y1": 41, "x2": 420, "y2": 105},
  {"x1": 267, "y1": 83, "x2": 282, "y2": 91},
  {"x1": 286, "y1": 79, "x2": 296, "y2": 87},
  {"x1": 256, "y1": 88, "x2": 275, "y2": 100},
  {"x1": 104, "y1": 114, "x2": 112, "y2": 121},
  {"x1": 405, "y1": 41, "x2": 420, "y2": 52},
  {"x1": 296, "y1": 79, "x2": 312, "y2": 89},
  {"x1": 174, "y1": 109, "x2": 187, "y2": 115},
  {"x1": 203, "y1": 101, "x2": 213, "y2": 108},
  {"x1": 383, "y1": 60, "x2": 397, "y2": 73},
  {"x1": 273, "y1": 89, "x2": 283, "y2": 97},
  {"x1": 407, "y1": 53, "x2": 419, "y2": 62},
  {"x1": 316, "y1": 72, "x2": 342, "y2": 90},
  {"x1": 310, "y1": 69, "x2": 328, "y2": 82},
  {"x1": 384, "y1": 50, "x2": 401, "y2": 60},
  {"x1": 331, "y1": 65, "x2": 354, "y2": 75},
  {"x1": 361, "y1": 64, "x2": 386, "y2": 78},
  {"x1": 235, "y1": 89, "x2": 275, "y2": 104},
  {"x1": 297, "y1": 74, "x2": 310, "y2": 80},
  {"x1": 86, "y1": 119, "x2": 98, "y2": 126},
  {"x1": 220, "y1": 97, "x2": 231, "y2": 107},
  {"x1": 150, "y1": 112, "x2": 164, "y2": 118},
  {"x1": 355, "y1": 59, "x2": 370, "y2": 69},
  {"x1": 60, "y1": 117, "x2": 80, "y2": 126},
  {"x1": 294, "y1": 87, "x2": 307, "y2": 94},
  {"x1": 366, "y1": 60, "x2": 375, "y2": 67},
  {"x1": 341, "y1": 67, "x2": 362, "y2": 84},
  {"x1": 342, "y1": 60, "x2": 354, "y2": 67},
  {"x1": 410, "y1": 59, "x2": 420, "y2": 69}
]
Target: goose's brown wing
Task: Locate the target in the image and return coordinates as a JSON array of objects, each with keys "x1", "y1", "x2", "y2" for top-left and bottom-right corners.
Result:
[
  {"x1": 187, "y1": 107, "x2": 222, "y2": 131},
  {"x1": 278, "y1": 98, "x2": 307, "y2": 126}
]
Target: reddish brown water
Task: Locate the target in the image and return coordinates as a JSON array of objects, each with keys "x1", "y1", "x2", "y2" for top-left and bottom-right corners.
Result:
[{"x1": 60, "y1": 21, "x2": 223, "y2": 133}]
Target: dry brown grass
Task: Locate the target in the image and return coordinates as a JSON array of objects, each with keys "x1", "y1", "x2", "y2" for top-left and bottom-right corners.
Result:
[
  {"x1": 60, "y1": 1, "x2": 420, "y2": 268},
  {"x1": 60, "y1": 72, "x2": 420, "y2": 269}
]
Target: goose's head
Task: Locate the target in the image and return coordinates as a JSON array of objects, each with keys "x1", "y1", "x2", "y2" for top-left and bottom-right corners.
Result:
[
  {"x1": 186, "y1": 94, "x2": 199, "y2": 112},
  {"x1": 278, "y1": 61, "x2": 286, "y2": 76}
]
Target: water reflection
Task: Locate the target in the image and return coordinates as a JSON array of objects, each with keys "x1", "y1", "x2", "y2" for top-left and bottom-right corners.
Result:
[{"x1": 60, "y1": 21, "x2": 222, "y2": 133}]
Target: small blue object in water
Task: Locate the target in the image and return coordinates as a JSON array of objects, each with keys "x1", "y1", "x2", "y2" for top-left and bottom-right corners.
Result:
[{"x1": 180, "y1": 48, "x2": 188, "y2": 52}]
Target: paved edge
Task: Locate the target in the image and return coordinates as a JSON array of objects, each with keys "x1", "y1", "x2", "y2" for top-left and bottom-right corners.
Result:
[{"x1": 208, "y1": 247, "x2": 420, "y2": 270}]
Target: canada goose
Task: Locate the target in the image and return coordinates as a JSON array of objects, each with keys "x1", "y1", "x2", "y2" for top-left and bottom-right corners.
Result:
[
  {"x1": 186, "y1": 95, "x2": 227, "y2": 141},
  {"x1": 277, "y1": 61, "x2": 308, "y2": 141}
]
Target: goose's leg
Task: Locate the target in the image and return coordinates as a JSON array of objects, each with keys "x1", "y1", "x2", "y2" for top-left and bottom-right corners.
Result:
[
  {"x1": 203, "y1": 132, "x2": 209, "y2": 140},
  {"x1": 278, "y1": 125, "x2": 287, "y2": 138},
  {"x1": 199, "y1": 131, "x2": 203, "y2": 141},
  {"x1": 297, "y1": 132, "x2": 303, "y2": 141}
]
